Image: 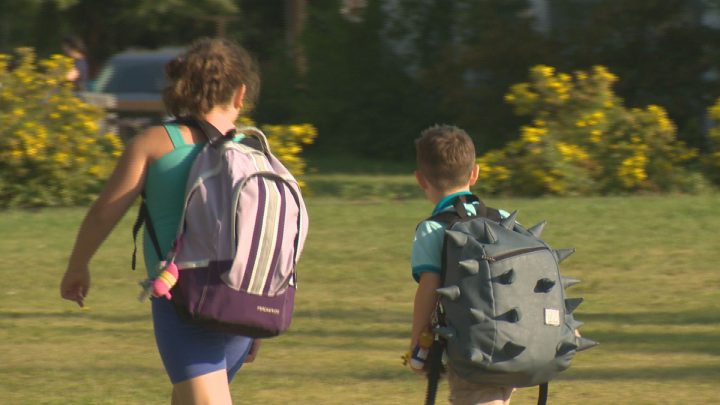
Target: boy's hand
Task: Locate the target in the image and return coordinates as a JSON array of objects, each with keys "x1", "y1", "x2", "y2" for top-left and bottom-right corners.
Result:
[{"x1": 403, "y1": 350, "x2": 428, "y2": 375}]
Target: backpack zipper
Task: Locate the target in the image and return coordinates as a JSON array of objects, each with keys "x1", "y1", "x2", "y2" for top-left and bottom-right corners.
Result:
[{"x1": 482, "y1": 246, "x2": 547, "y2": 262}]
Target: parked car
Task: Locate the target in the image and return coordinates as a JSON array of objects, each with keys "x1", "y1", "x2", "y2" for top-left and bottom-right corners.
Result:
[{"x1": 80, "y1": 47, "x2": 183, "y2": 141}]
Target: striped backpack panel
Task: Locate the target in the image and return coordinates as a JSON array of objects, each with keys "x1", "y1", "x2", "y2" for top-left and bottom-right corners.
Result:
[{"x1": 170, "y1": 124, "x2": 308, "y2": 337}]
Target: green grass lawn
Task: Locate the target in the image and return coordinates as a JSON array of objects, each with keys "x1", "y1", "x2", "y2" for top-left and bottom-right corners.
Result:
[{"x1": 1, "y1": 193, "x2": 719, "y2": 404}]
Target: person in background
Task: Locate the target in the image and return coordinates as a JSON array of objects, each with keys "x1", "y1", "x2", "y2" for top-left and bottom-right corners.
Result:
[{"x1": 61, "y1": 35, "x2": 89, "y2": 91}]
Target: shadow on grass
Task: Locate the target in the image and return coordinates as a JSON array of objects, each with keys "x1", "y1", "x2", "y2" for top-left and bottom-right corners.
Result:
[
  {"x1": 289, "y1": 326, "x2": 408, "y2": 342},
  {"x1": 0, "y1": 310, "x2": 149, "y2": 323},
  {"x1": 582, "y1": 329, "x2": 720, "y2": 356},
  {"x1": 579, "y1": 310, "x2": 720, "y2": 355},
  {"x1": 582, "y1": 311, "x2": 720, "y2": 326},
  {"x1": 561, "y1": 363, "x2": 720, "y2": 382},
  {"x1": 249, "y1": 362, "x2": 720, "y2": 383},
  {"x1": 294, "y1": 307, "x2": 409, "y2": 324},
  {"x1": 248, "y1": 364, "x2": 413, "y2": 381}
]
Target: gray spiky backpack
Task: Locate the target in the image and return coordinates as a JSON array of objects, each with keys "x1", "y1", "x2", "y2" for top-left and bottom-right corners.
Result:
[{"x1": 428, "y1": 195, "x2": 596, "y2": 403}]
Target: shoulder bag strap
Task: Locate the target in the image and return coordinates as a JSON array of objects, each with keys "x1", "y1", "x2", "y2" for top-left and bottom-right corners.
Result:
[
  {"x1": 538, "y1": 382, "x2": 548, "y2": 405},
  {"x1": 424, "y1": 337, "x2": 444, "y2": 405},
  {"x1": 131, "y1": 192, "x2": 163, "y2": 270}
]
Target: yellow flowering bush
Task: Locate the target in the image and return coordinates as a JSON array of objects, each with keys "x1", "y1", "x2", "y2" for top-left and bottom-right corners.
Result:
[
  {"x1": 0, "y1": 48, "x2": 122, "y2": 207},
  {"x1": 477, "y1": 65, "x2": 700, "y2": 196},
  {"x1": 236, "y1": 117, "x2": 317, "y2": 188}
]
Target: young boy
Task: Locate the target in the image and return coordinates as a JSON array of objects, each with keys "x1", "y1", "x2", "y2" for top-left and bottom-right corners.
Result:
[{"x1": 410, "y1": 124, "x2": 513, "y2": 405}]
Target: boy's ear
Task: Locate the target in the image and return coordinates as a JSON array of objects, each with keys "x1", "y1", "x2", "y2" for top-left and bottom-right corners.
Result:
[
  {"x1": 468, "y1": 164, "x2": 480, "y2": 186},
  {"x1": 415, "y1": 170, "x2": 428, "y2": 190}
]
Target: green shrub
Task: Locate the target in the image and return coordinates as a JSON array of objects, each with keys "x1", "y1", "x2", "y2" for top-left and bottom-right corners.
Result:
[
  {"x1": 476, "y1": 65, "x2": 703, "y2": 196},
  {"x1": 0, "y1": 48, "x2": 123, "y2": 208},
  {"x1": 703, "y1": 99, "x2": 720, "y2": 185}
]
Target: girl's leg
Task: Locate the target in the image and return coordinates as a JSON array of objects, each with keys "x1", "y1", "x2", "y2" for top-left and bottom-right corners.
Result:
[
  {"x1": 152, "y1": 298, "x2": 253, "y2": 402},
  {"x1": 171, "y1": 369, "x2": 232, "y2": 405},
  {"x1": 226, "y1": 336, "x2": 253, "y2": 382}
]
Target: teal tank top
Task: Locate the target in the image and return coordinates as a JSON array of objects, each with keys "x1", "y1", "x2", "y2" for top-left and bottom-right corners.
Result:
[{"x1": 143, "y1": 125, "x2": 203, "y2": 277}]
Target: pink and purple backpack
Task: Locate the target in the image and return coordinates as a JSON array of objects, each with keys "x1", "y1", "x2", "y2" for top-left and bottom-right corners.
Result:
[{"x1": 134, "y1": 120, "x2": 308, "y2": 338}]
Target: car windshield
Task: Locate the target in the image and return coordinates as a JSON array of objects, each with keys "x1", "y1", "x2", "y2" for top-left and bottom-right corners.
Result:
[{"x1": 94, "y1": 57, "x2": 171, "y2": 93}]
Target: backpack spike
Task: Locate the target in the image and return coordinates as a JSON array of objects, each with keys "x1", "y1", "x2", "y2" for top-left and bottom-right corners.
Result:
[
  {"x1": 534, "y1": 277, "x2": 556, "y2": 292},
  {"x1": 554, "y1": 248, "x2": 575, "y2": 263},
  {"x1": 434, "y1": 326, "x2": 456, "y2": 339},
  {"x1": 484, "y1": 222, "x2": 497, "y2": 244},
  {"x1": 578, "y1": 337, "x2": 599, "y2": 351},
  {"x1": 459, "y1": 259, "x2": 480, "y2": 275},
  {"x1": 436, "y1": 286, "x2": 461, "y2": 301},
  {"x1": 471, "y1": 349, "x2": 488, "y2": 364},
  {"x1": 565, "y1": 297, "x2": 584, "y2": 314},
  {"x1": 500, "y1": 210, "x2": 519, "y2": 230},
  {"x1": 568, "y1": 318, "x2": 584, "y2": 330},
  {"x1": 446, "y1": 230, "x2": 468, "y2": 248},
  {"x1": 497, "y1": 308, "x2": 521, "y2": 323},
  {"x1": 556, "y1": 341, "x2": 579, "y2": 356},
  {"x1": 470, "y1": 308, "x2": 487, "y2": 322},
  {"x1": 494, "y1": 269, "x2": 516, "y2": 285},
  {"x1": 561, "y1": 277, "x2": 581, "y2": 289},
  {"x1": 527, "y1": 220, "x2": 547, "y2": 238},
  {"x1": 503, "y1": 342, "x2": 526, "y2": 358}
]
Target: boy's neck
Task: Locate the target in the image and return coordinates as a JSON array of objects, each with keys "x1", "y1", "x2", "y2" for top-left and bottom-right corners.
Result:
[{"x1": 428, "y1": 187, "x2": 472, "y2": 205}]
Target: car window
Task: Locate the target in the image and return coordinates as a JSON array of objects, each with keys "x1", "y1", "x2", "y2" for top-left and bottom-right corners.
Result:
[{"x1": 94, "y1": 59, "x2": 170, "y2": 93}]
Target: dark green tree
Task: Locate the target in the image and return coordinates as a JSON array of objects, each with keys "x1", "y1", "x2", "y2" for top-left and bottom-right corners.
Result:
[
  {"x1": 385, "y1": 0, "x2": 549, "y2": 151},
  {"x1": 545, "y1": 0, "x2": 720, "y2": 150},
  {"x1": 287, "y1": 1, "x2": 434, "y2": 159}
]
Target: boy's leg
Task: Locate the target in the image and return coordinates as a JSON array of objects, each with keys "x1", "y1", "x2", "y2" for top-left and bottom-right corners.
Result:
[{"x1": 447, "y1": 366, "x2": 513, "y2": 405}]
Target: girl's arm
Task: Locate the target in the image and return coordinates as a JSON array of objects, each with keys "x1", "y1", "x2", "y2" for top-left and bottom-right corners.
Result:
[{"x1": 60, "y1": 129, "x2": 156, "y2": 306}]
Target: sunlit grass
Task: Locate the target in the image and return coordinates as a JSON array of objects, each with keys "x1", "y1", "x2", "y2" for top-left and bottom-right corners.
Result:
[{"x1": 1, "y1": 194, "x2": 719, "y2": 404}]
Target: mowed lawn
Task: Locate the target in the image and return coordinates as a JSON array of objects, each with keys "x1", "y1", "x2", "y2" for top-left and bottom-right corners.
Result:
[{"x1": 1, "y1": 193, "x2": 719, "y2": 404}]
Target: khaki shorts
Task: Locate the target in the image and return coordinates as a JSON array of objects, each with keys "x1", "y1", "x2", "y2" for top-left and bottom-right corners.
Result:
[{"x1": 447, "y1": 366, "x2": 514, "y2": 405}]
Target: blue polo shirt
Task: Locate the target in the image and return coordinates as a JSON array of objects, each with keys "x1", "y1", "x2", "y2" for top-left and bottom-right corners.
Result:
[{"x1": 411, "y1": 191, "x2": 509, "y2": 282}]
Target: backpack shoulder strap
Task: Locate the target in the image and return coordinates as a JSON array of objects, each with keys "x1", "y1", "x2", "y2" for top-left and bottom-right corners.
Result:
[
  {"x1": 163, "y1": 123, "x2": 185, "y2": 148},
  {"x1": 427, "y1": 194, "x2": 501, "y2": 286},
  {"x1": 131, "y1": 192, "x2": 163, "y2": 271},
  {"x1": 236, "y1": 126, "x2": 271, "y2": 155},
  {"x1": 426, "y1": 194, "x2": 502, "y2": 225},
  {"x1": 173, "y1": 117, "x2": 234, "y2": 145}
]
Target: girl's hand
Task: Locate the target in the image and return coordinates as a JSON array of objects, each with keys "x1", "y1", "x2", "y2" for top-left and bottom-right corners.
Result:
[{"x1": 60, "y1": 266, "x2": 90, "y2": 307}]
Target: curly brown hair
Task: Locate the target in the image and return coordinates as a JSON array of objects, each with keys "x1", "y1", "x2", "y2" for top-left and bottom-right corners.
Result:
[
  {"x1": 415, "y1": 125, "x2": 477, "y2": 191},
  {"x1": 163, "y1": 37, "x2": 260, "y2": 118}
]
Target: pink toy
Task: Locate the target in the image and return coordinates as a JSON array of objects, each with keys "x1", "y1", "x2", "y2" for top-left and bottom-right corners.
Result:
[{"x1": 152, "y1": 262, "x2": 179, "y2": 299}]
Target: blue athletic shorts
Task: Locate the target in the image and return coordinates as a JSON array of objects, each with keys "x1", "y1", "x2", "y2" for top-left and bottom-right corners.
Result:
[{"x1": 151, "y1": 297, "x2": 253, "y2": 384}]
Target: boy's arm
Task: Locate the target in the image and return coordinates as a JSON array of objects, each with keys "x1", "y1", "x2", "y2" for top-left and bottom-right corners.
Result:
[{"x1": 410, "y1": 271, "x2": 441, "y2": 349}]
